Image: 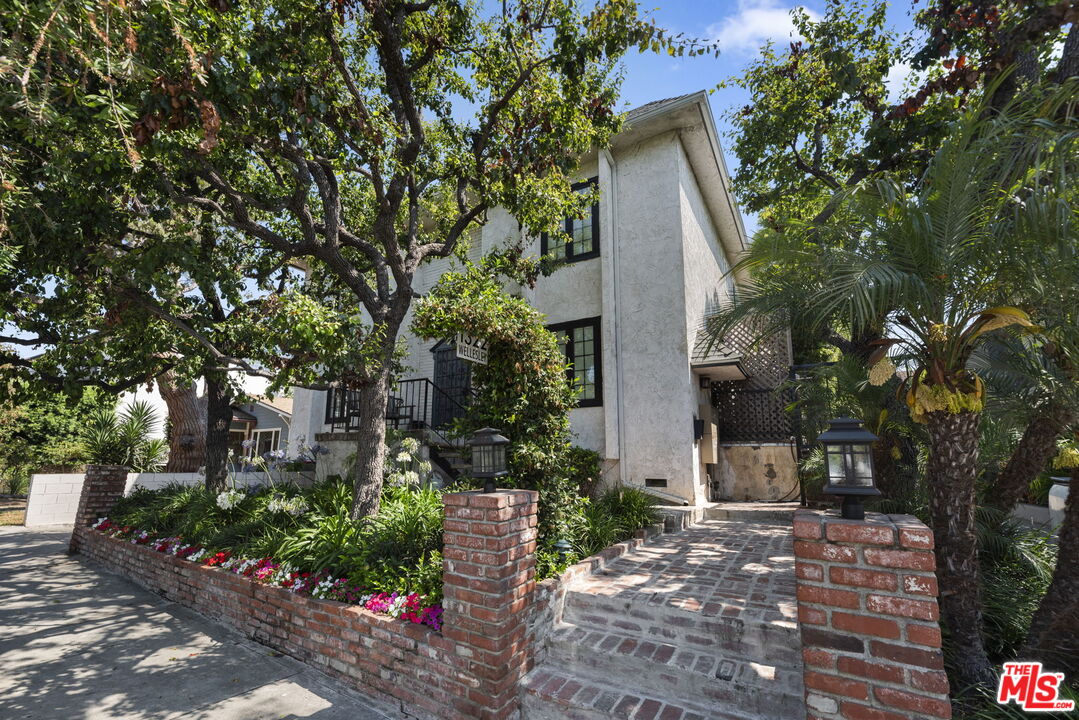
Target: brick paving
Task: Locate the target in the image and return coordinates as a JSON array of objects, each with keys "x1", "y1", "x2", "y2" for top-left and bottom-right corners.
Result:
[
  {"x1": 572, "y1": 519, "x2": 798, "y2": 628},
  {"x1": 522, "y1": 518, "x2": 805, "y2": 720}
]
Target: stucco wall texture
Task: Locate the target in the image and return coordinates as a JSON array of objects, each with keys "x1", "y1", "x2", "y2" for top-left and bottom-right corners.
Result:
[
  {"x1": 715, "y1": 444, "x2": 800, "y2": 503},
  {"x1": 293, "y1": 96, "x2": 767, "y2": 504}
]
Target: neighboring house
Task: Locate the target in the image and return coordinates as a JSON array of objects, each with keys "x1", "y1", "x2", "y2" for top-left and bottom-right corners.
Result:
[
  {"x1": 120, "y1": 377, "x2": 293, "y2": 461},
  {"x1": 291, "y1": 91, "x2": 795, "y2": 506},
  {"x1": 228, "y1": 396, "x2": 293, "y2": 459}
]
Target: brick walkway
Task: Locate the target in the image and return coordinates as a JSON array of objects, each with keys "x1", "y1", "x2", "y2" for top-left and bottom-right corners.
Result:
[
  {"x1": 522, "y1": 518, "x2": 805, "y2": 720},
  {"x1": 573, "y1": 519, "x2": 798, "y2": 627}
]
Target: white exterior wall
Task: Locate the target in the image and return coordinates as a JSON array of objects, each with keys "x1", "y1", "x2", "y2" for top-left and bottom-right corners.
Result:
[
  {"x1": 607, "y1": 132, "x2": 700, "y2": 501},
  {"x1": 296, "y1": 98, "x2": 749, "y2": 505},
  {"x1": 24, "y1": 473, "x2": 85, "y2": 526},
  {"x1": 675, "y1": 138, "x2": 738, "y2": 504}
]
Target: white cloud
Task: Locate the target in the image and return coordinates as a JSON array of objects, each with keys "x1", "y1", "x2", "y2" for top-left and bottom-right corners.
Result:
[
  {"x1": 883, "y1": 61, "x2": 928, "y2": 103},
  {"x1": 706, "y1": 0, "x2": 818, "y2": 56}
]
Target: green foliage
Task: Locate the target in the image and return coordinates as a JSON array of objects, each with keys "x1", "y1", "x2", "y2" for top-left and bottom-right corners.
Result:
[
  {"x1": 83, "y1": 400, "x2": 168, "y2": 471},
  {"x1": 569, "y1": 485, "x2": 660, "y2": 558},
  {"x1": 975, "y1": 507, "x2": 1056, "y2": 662},
  {"x1": 721, "y1": 1, "x2": 923, "y2": 225},
  {"x1": 411, "y1": 257, "x2": 580, "y2": 537},
  {"x1": 0, "y1": 385, "x2": 110, "y2": 492},
  {"x1": 109, "y1": 477, "x2": 445, "y2": 599},
  {"x1": 564, "y1": 445, "x2": 602, "y2": 498},
  {"x1": 955, "y1": 684, "x2": 1078, "y2": 720}
]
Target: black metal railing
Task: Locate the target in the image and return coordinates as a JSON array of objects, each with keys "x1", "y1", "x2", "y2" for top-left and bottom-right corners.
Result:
[{"x1": 325, "y1": 378, "x2": 471, "y2": 438}]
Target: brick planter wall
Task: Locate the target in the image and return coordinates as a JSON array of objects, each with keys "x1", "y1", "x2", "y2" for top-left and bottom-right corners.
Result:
[
  {"x1": 68, "y1": 464, "x2": 128, "y2": 554},
  {"x1": 793, "y1": 509, "x2": 952, "y2": 720},
  {"x1": 69, "y1": 470, "x2": 540, "y2": 720},
  {"x1": 442, "y1": 490, "x2": 539, "y2": 719}
]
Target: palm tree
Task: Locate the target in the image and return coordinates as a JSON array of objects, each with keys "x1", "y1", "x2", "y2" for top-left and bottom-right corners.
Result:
[{"x1": 709, "y1": 84, "x2": 1077, "y2": 686}]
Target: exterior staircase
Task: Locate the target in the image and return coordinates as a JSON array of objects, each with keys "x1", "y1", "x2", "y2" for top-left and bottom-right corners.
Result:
[{"x1": 521, "y1": 519, "x2": 805, "y2": 720}]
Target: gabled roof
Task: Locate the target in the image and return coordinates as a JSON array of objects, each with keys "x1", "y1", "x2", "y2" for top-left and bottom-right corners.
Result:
[
  {"x1": 625, "y1": 93, "x2": 700, "y2": 121},
  {"x1": 255, "y1": 396, "x2": 293, "y2": 416},
  {"x1": 612, "y1": 90, "x2": 749, "y2": 265}
]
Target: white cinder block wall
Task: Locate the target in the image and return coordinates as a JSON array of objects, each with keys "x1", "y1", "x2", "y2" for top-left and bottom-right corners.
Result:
[{"x1": 24, "y1": 470, "x2": 311, "y2": 526}]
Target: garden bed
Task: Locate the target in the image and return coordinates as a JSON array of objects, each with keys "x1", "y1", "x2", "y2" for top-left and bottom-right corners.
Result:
[{"x1": 88, "y1": 517, "x2": 443, "y2": 629}]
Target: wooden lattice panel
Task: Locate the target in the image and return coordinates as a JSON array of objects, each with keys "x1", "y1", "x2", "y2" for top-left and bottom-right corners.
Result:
[{"x1": 711, "y1": 317, "x2": 793, "y2": 443}]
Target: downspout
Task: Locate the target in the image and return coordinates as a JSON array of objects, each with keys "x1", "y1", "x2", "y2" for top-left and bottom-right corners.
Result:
[{"x1": 600, "y1": 147, "x2": 627, "y2": 486}]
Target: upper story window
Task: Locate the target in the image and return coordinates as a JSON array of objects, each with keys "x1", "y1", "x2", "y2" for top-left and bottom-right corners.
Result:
[
  {"x1": 541, "y1": 177, "x2": 600, "y2": 262},
  {"x1": 549, "y1": 316, "x2": 602, "y2": 407}
]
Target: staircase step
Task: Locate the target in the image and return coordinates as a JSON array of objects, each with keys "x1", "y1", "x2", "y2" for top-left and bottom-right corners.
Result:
[
  {"x1": 522, "y1": 665, "x2": 758, "y2": 720},
  {"x1": 544, "y1": 623, "x2": 804, "y2": 718},
  {"x1": 562, "y1": 589, "x2": 801, "y2": 667}
]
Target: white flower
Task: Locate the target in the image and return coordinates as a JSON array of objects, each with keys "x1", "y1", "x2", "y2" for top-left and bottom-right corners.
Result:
[
  {"x1": 267, "y1": 495, "x2": 309, "y2": 517},
  {"x1": 401, "y1": 437, "x2": 420, "y2": 453},
  {"x1": 216, "y1": 490, "x2": 244, "y2": 510},
  {"x1": 395, "y1": 451, "x2": 413, "y2": 464},
  {"x1": 401, "y1": 470, "x2": 420, "y2": 486}
]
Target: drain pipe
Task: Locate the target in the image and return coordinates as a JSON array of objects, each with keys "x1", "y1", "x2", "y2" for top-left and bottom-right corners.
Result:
[{"x1": 601, "y1": 147, "x2": 627, "y2": 486}]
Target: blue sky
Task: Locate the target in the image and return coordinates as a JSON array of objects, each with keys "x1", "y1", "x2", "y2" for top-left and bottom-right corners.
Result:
[{"x1": 614, "y1": 0, "x2": 921, "y2": 235}]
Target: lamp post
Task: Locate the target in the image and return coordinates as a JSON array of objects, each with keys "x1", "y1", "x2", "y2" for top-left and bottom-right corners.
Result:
[
  {"x1": 818, "y1": 417, "x2": 880, "y2": 520},
  {"x1": 468, "y1": 427, "x2": 510, "y2": 493},
  {"x1": 553, "y1": 538, "x2": 574, "y2": 562}
]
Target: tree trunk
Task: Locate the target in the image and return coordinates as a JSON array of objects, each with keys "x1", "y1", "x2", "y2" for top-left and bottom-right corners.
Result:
[
  {"x1": 991, "y1": 400, "x2": 1075, "y2": 511},
  {"x1": 204, "y1": 371, "x2": 232, "y2": 493},
  {"x1": 925, "y1": 409, "x2": 995, "y2": 687},
  {"x1": 157, "y1": 370, "x2": 206, "y2": 472},
  {"x1": 1055, "y1": 22, "x2": 1079, "y2": 84},
  {"x1": 1023, "y1": 467, "x2": 1079, "y2": 674},
  {"x1": 349, "y1": 364, "x2": 392, "y2": 519}
]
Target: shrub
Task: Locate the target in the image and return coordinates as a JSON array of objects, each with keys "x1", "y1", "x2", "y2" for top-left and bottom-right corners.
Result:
[
  {"x1": 568, "y1": 485, "x2": 660, "y2": 559},
  {"x1": 108, "y1": 476, "x2": 445, "y2": 600},
  {"x1": 83, "y1": 401, "x2": 168, "y2": 471}
]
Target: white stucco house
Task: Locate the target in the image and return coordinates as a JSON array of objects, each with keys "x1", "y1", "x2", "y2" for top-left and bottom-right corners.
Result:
[{"x1": 290, "y1": 91, "x2": 796, "y2": 506}]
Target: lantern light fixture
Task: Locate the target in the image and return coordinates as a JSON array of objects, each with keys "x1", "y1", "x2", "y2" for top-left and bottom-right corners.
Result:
[
  {"x1": 467, "y1": 428, "x2": 510, "y2": 493},
  {"x1": 818, "y1": 417, "x2": 880, "y2": 520}
]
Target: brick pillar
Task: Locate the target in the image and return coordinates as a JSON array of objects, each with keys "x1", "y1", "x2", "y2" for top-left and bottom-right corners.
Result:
[
  {"x1": 69, "y1": 464, "x2": 128, "y2": 554},
  {"x1": 442, "y1": 489, "x2": 539, "y2": 720},
  {"x1": 793, "y1": 509, "x2": 952, "y2": 720}
]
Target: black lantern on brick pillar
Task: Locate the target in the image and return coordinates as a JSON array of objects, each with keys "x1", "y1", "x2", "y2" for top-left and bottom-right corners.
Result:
[
  {"x1": 818, "y1": 417, "x2": 880, "y2": 520},
  {"x1": 468, "y1": 428, "x2": 510, "y2": 493}
]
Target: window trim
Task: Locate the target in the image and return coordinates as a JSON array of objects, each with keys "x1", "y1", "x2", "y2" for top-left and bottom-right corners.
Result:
[
  {"x1": 250, "y1": 428, "x2": 281, "y2": 457},
  {"x1": 548, "y1": 316, "x2": 603, "y2": 407},
  {"x1": 540, "y1": 177, "x2": 600, "y2": 263}
]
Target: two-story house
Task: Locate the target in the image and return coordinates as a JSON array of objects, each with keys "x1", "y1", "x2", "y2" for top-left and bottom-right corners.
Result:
[{"x1": 289, "y1": 91, "x2": 795, "y2": 507}]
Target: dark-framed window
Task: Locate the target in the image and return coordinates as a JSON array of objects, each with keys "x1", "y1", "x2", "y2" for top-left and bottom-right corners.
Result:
[
  {"x1": 548, "y1": 316, "x2": 602, "y2": 407},
  {"x1": 541, "y1": 177, "x2": 599, "y2": 262}
]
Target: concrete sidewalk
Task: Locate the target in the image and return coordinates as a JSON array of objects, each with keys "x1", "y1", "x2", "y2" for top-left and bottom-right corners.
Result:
[{"x1": 0, "y1": 525, "x2": 396, "y2": 720}]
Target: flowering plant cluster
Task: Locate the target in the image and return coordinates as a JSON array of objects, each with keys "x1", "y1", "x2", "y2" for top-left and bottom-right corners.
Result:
[
  {"x1": 89, "y1": 517, "x2": 443, "y2": 631},
  {"x1": 309, "y1": 577, "x2": 444, "y2": 630},
  {"x1": 385, "y1": 436, "x2": 433, "y2": 488},
  {"x1": 266, "y1": 493, "x2": 309, "y2": 517},
  {"x1": 216, "y1": 489, "x2": 245, "y2": 510}
]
